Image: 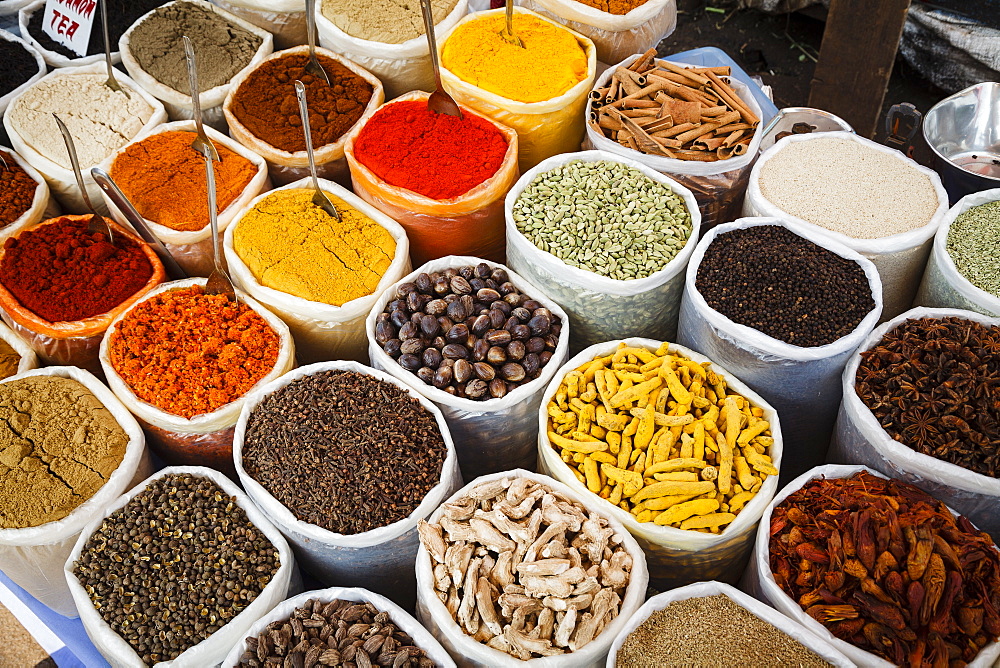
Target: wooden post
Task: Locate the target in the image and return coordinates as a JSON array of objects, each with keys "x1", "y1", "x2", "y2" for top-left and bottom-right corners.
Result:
[{"x1": 808, "y1": 0, "x2": 912, "y2": 138}]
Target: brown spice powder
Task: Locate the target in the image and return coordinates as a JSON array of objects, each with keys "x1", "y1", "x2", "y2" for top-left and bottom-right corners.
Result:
[{"x1": 0, "y1": 338, "x2": 20, "y2": 379}]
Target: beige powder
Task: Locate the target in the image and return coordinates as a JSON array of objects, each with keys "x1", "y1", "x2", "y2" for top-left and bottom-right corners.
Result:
[
  {"x1": 321, "y1": 0, "x2": 458, "y2": 44},
  {"x1": 7, "y1": 73, "x2": 154, "y2": 170},
  {"x1": 0, "y1": 376, "x2": 129, "y2": 529}
]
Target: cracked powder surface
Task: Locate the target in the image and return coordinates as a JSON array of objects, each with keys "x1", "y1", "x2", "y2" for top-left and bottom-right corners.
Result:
[
  {"x1": 0, "y1": 376, "x2": 128, "y2": 529},
  {"x1": 321, "y1": 0, "x2": 458, "y2": 44},
  {"x1": 233, "y1": 189, "x2": 396, "y2": 306},
  {"x1": 7, "y1": 73, "x2": 154, "y2": 170}
]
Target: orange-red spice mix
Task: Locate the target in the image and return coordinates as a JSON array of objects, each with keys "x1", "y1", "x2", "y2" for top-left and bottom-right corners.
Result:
[{"x1": 108, "y1": 285, "x2": 279, "y2": 419}]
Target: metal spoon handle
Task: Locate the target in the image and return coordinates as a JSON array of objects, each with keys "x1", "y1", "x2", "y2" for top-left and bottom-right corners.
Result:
[
  {"x1": 53, "y1": 114, "x2": 97, "y2": 214},
  {"x1": 294, "y1": 81, "x2": 322, "y2": 192},
  {"x1": 204, "y1": 149, "x2": 223, "y2": 270},
  {"x1": 420, "y1": 0, "x2": 445, "y2": 92},
  {"x1": 101, "y1": 0, "x2": 127, "y2": 96},
  {"x1": 183, "y1": 36, "x2": 207, "y2": 145},
  {"x1": 506, "y1": 0, "x2": 514, "y2": 36},
  {"x1": 91, "y1": 168, "x2": 187, "y2": 279},
  {"x1": 306, "y1": 0, "x2": 318, "y2": 61}
]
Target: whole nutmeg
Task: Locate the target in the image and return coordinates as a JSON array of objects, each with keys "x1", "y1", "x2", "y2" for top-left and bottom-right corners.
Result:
[
  {"x1": 433, "y1": 365, "x2": 453, "y2": 389},
  {"x1": 473, "y1": 362, "x2": 495, "y2": 381},
  {"x1": 399, "y1": 354, "x2": 421, "y2": 371},
  {"x1": 446, "y1": 323, "x2": 470, "y2": 344},
  {"x1": 528, "y1": 313, "x2": 552, "y2": 336},
  {"x1": 446, "y1": 300, "x2": 467, "y2": 322},
  {"x1": 507, "y1": 340, "x2": 526, "y2": 361},
  {"x1": 407, "y1": 291, "x2": 428, "y2": 313},
  {"x1": 396, "y1": 282, "x2": 416, "y2": 298},
  {"x1": 472, "y1": 339, "x2": 490, "y2": 361},
  {"x1": 420, "y1": 314, "x2": 440, "y2": 338},
  {"x1": 390, "y1": 309, "x2": 409, "y2": 328},
  {"x1": 471, "y1": 314, "x2": 491, "y2": 336},
  {"x1": 459, "y1": 265, "x2": 474, "y2": 280},
  {"x1": 442, "y1": 344, "x2": 469, "y2": 360},
  {"x1": 523, "y1": 352, "x2": 541, "y2": 377},
  {"x1": 488, "y1": 308, "x2": 506, "y2": 329},
  {"x1": 450, "y1": 276, "x2": 472, "y2": 294},
  {"x1": 512, "y1": 307, "x2": 531, "y2": 322},
  {"x1": 425, "y1": 299, "x2": 447, "y2": 316},
  {"x1": 417, "y1": 367, "x2": 435, "y2": 384},
  {"x1": 501, "y1": 362, "x2": 526, "y2": 382},
  {"x1": 433, "y1": 276, "x2": 450, "y2": 295},
  {"x1": 475, "y1": 263, "x2": 492, "y2": 279},
  {"x1": 489, "y1": 378, "x2": 508, "y2": 398},
  {"x1": 527, "y1": 336, "x2": 546, "y2": 354},
  {"x1": 400, "y1": 338, "x2": 425, "y2": 355},
  {"x1": 454, "y1": 359, "x2": 473, "y2": 384},
  {"x1": 486, "y1": 346, "x2": 507, "y2": 365},
  {"x1": 484, "y1": 330, "x2": 512, "y2": 346},
  {"x1": 466, "y1": 379, "x2": 488, "y2": 398},
  {"x1": 415, "y1": 273, "x2": 432, "y2": 294},
  {"x1": 384, "y1": 339, "x2": 402, "y2": 358},
  {"x1": 511, "y1": 324, "x2": 531, "y2": 341},
  {"x1": 375, "y1": 320, "x2": 396, "y2": 345},
  {"x1": 477, "y1": 288, "x2": 501, "y2": 303},
  {"x1": 422, "y1": 347, "x2": 443, "y2": 368}
]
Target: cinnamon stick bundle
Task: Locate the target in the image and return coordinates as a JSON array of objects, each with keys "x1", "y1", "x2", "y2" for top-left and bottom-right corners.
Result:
[{"x1": 589, "y1": 49, "x2": 759, "y2": 162}]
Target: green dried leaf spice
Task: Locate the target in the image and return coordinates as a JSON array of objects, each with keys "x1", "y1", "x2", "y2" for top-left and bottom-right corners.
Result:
[
  {"x1": 513, "y1": 160, "x2": 692, "y2": 280},
  {"x1": 946, "y1": 200, "x2": 1000, "y2": 297}
]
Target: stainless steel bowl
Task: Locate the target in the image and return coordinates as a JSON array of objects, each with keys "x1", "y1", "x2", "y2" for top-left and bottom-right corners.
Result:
[
  {"x1": 923, "y1": 82, "x2": 1000, "y2": 204},
  {"x1": 758, "y1": 107, "x2": 853, "y2": 152}
]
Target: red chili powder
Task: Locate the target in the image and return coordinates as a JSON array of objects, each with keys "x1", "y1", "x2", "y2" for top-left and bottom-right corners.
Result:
[
  {"x1": 352, "y1": 100, "x2": 508, "y2": 200},
  {"x1": 108, "y1": 285, "x2": 279, "y2": 419},
  {"x1": 0, "y1": 217, "x2": 153, "y2": 322}
]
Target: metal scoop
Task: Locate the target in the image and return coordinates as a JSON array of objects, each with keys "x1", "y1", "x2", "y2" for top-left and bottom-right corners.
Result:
[
  {"x1": 303, "y1": 0, "x2": 330, "y2": 85},
  {"x1": 500, "y1": 0, "x2": 524, "y2": 48},
  {"x1": 183, "y1": 36, "x2": 219, "y2": 162},
  {"x1": 91, "y1": 168, "x2": 188, "y2": 280},
  {"x1": 52, "y1": 114, "x2": 116, "y2": 246},
  {"x1": 100, "y1": 0, "x2": 129, "y2": 97},
  {"x1": 0, "y1": 153, "x2": 8, "y2": 171},
  {"x1": 294, "y1": 80, "x2": 341, "y2": 221},
  {"x1": 420, "y1": 0, "x2": 462, "y2": 118}
]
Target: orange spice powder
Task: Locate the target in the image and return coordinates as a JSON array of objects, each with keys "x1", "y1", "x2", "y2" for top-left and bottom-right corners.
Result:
[{"x1": 108, "y1": 285, "x2": 279, "y2": 418}]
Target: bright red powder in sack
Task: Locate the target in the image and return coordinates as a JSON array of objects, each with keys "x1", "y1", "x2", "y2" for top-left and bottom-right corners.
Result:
[
  {"x1": 353, "y1": 100, "x2": 508, "y2": 200},
  {"x1": 0, "y1": 217, "x2": 153, "y2": 322}
]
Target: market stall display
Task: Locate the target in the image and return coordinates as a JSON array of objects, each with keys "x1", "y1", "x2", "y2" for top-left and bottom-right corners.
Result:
[
  {"x1": 585, "y1": 53, "x2": 764, "y2": 229},
  {"x1": 345, "y1": 92, "x2": 518, "y2": 265},
  {"x1": 99, "y1": 121, "x2": 270, "y2": 278},
  {"x1": 414, "y1": 469, "x2": 648, "y2": 666},
  {"x1": 744, "y1": 465, "x2": 1000, "y2": 668},
  {"x1": 538, "y1": 337, "x2": 782, "y2": 588},
  {"x1": 0, "y1": 29, "x2": 44, "y2": 114},
  {"x1": 506, "y1": 151, "x2": 699, "y2": 349},
  {"x1": 744, "y1": 131, "x2": 949, "y2": 319},
  {"x1": 0, "y1": 366, "x2": 148, "y2": 617},
  {"x1": 315, "y1": 0, "x2": 468, "y2": 99},
  {"x1": 224, "y1": 46, "x2": 383, "y2": 186},
  {"x1": 2, "y1": 63, "x2": 167, "y2": 211},
  {"x1": 224, "y1": 178, "x2": 409, "y2": 363},
  {"x1": 99, "y1": 278, "x2": 295, "y2": 474},
  {"x1": 119, "y1": 0, "x2": 273, "y2": 129},
  {"x1": 368, "y1": 257, "x2": 570, "y2": 480},
  {"x1": 0, "y1": 147, "x2": 55, "y2": 243},
  {"x1": 916, "y1": 189, "x2": 1000, "y2": 316},
  {"x1": 605, "y1": 581, "x2": 852, "y2": 667},
  {"x1": 0, "y1": 215, "x2": 165, "y2": 372},
  {"x1": 439, "y1": 8, "x2": 596, "y2": 172},
  {"x1": 829, "y1": 307, "x2": 1000, "y2": 542},
  {"x1": 678, "y1": 218, "x2": 882, "y2": 483},
  {"x1": 65, "y1": 466, "x2": 295, "y2": 666},
  {"x1": 234, "y1": 362, "x2": 461, "y2": 609},
  {"x1": 224, "y1": 587, "x2": 455, "y2": 668}
]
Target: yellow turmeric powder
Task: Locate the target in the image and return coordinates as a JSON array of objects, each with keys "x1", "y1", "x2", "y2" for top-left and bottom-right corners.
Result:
[
  {"x1": 233, "y1": 189, "x2": 395, "y2": 306},
  {"x1": 441, "y1": 13, "x2": 589, "y2": 103}
]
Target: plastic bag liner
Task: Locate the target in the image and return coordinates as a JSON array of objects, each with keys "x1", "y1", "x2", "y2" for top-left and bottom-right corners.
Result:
[
  {"x1": 505, "y1": 149, "x2": 701, "y2": 352},
  {"x1": 367, "y1": 256, "x2": 571, "y2": 481},
  {"x1": 0, "y1": 215, "x2": 166, "y2": 374},
  {"x1": 537, "y1": 337, "x2": 782, "y2": 589},
  {"x1": 315, "y1": 0, "x2": 468, "y2": 100},
  {"x1": 224, "y1": 586, "x2": 456, "y2": 668},
  {"x1": 604, "y1": 580, "x2": 853, "y2": 667},
  {"x1": 64, "y1": 466, "x2": 296, "y2": 667},
  {"x1": 213, "y1": 0, "x2": 306, "y2": 50},
  {"x1": 224, "y1": 177, "x2": 410, "y2": 364},
  {"x1": 2, "y1": 61, "x2": 167, "y2": 212},
  {"x1": 97, "y1": 120, "x2": 271, "y2": 279},
  {"x1": 224, "y1": 46, "x2": 384, "y2": 188},
  {"x1": 119, "y1": 0, "x2": 273, "y2": 131},
  {"x1": 742, "y1": 464, "x2": 1000, "y2": 668},
  {"x1": 584, "y1": 54, "x2": 765, "y2": 231},
  {"x1": 522, "y1": 0, "x2": 676, "y2": 67},
  {"x1": 827, "y1": 306, "x2": 1000, "y2": 542},
  {"x1": 415, "y1": 469, "x2": 649, "y2": 668},
  {"x1": 915, "y1": 188, "x2": 1000, "y2": 317},
  {"x1": 0, "y1": 366, "x2": 151, "y2": 617},
  {"x1": 344, "y1": 91, "x2": 519, "y2": 266},
  {"x1": 0, "y1": 145, "x2": 57, "y2": 243},
  {"x1": 743, "y1": 131, "x2": 950, "y2": 320},
  {"x1": 0, "y1": 30, "x2": 45, "y2": 114},
  {"x1": 439, "y1": 8, "x2": 597, "y2": 173},
  {"x1": 233, "y1": 361, "x2": 462, "y2": 609},
  {"x1": 17, "y1": 0, "x2": 120, "y2": 68},
  {"x1": 224, "y1": 48, "x2": 383, "y2": 190},
  {"x1": 99, "y1": 278, "x2": 296, "y2": 476},
  {"x1": 676, "y1": 217, "x2": 882, "y2": 485}
]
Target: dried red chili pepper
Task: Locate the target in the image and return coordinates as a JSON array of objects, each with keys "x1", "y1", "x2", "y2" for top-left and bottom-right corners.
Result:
[{"x1": 770, "y1": 471, "x2": 1000, "y2": 667}]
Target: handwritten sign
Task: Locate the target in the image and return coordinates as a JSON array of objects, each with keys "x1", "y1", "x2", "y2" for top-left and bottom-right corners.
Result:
[{"x1": 41, "y1": 0, "x2": 97, "y2": 58}]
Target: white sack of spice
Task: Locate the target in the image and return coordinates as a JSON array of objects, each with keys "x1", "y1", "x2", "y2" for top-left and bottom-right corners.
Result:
[
  {"x1": 414, "y1": 469, "x2": 648, "y2": 667},
  {"x1": 915, "y1": 188, "x2": 1000, "y2": 317},
  {"x1": 743, "y1": 131, "x2": 949, "y2": 320},
  {"x1": 506, "y1": 150, "x2": 700, "y2": 350}
]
